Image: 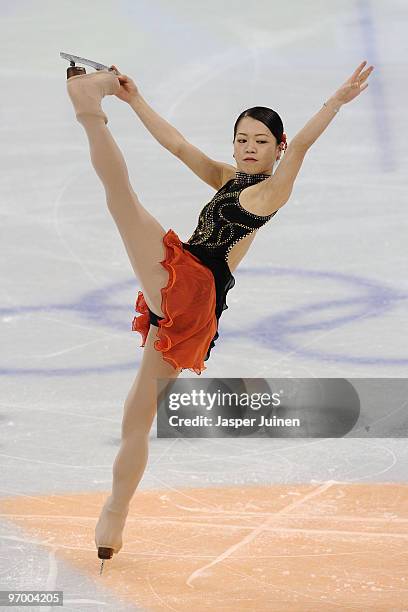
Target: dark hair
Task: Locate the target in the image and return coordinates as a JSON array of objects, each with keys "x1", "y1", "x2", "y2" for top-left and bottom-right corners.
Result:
[{"x1": 233, "y1": 106, "x2": 284, "y2": 146}]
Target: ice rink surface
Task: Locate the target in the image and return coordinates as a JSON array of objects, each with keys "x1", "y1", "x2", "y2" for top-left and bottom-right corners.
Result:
[{"x1": 0, "y1": 0, "x2": 407, "y2": 610}]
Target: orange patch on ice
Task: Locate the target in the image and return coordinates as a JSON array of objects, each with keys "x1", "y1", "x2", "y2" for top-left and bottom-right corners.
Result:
[{"x1": 1, "y1": 483, "x2": 408, "y2": 611}]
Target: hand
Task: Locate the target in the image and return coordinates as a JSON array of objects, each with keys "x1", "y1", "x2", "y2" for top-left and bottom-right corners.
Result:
[
  {"x1": 333, "y1": 60, "x2": 375, "y2": 105},
  {"x1": 109, "y1": 65, "x2": 140, "y2": 103}
]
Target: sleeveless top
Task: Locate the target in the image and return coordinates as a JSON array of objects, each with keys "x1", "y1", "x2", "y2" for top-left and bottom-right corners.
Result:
[
  {"x1": 184, "y1": 170, "x2": 277, "y2": 265},
  {"x1": 180, "y1": 170, "x2": 277, "y2": 363}
]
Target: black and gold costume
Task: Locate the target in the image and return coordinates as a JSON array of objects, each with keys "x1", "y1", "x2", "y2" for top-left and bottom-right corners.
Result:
[{"x1": 146, "y1": 171, "x2": 278, "y2": 364}]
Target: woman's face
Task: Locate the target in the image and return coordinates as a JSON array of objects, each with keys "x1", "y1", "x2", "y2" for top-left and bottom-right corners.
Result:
[{"x1": 233, "y1": 116, "x2": 280, "y2": 174}]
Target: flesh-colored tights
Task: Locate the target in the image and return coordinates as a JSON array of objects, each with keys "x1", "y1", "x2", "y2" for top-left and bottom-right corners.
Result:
[{"x1": 77, "y1": 114, "x2": 182, "y2": 552}]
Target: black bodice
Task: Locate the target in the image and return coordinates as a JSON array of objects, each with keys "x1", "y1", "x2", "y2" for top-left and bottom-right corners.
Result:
[
  {"x1": 180, "y1": 170, "x2": 278, "y2": 364},
  {"x1": 184, "y1": 170, "x2": 277, "y2": 265}
]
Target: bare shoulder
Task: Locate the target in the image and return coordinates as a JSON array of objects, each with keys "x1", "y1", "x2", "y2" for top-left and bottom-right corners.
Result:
[{"x1": 176, "y1": 140, "x2": 236, "y2": 191}]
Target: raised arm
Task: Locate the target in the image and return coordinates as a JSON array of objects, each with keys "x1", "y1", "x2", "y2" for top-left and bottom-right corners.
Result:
[
  {"x1": 261, "y1": 60, "x2": 375, "y2": 212},
  {"x1": 129, "y1": 92, "x2": 185, "y2": 156},
  {"x1": 111, "y1": 64, "x2": 230, "y2": 190},
  {"x1": 129, "y1": 92, "x2": 233, "y2": 189},
  {"x1": 292, "y1": 60, "x2": 374, "y2": 149}
]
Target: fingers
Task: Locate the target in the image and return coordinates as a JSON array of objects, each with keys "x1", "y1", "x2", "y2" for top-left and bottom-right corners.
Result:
[
  {"x1": 352, "y1": 60, "x2": 367, "y2": 80},
  {"x1": 355, "y1": 65, "x2": 374, "y2": 89},
  {"x1": 110, "y1": 65, "x2": 128, "y2": 83},
  {"x1": 361, "y1": 65, "x2": 375, "y2": 80},
  {"x1": 110, "y1": 64, "x2": 122, "y2": 76},
  {"x1": 349, "y1": 61, "x2": 374, "y2": 89}
]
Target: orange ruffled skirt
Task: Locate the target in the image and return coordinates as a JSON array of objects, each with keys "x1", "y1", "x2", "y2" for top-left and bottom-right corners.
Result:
[{"x1": 131, "y1": 228, "x2": 223, "y2": 375}]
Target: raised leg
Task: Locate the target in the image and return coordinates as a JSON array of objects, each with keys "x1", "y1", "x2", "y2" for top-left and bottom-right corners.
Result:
[
  {"x1": 68, "y1": 73, "x2": 169, "y2": 317},
  {"x1": 95, "y1": 324, "x2": 182, "y2": 553}
]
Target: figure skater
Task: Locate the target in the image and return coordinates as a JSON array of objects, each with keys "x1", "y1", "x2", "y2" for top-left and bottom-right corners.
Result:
[{"x1": 65, "y1": 59, "x2": 374, "y2": 572}]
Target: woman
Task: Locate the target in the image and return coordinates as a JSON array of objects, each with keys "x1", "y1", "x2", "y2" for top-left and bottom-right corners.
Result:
[{"x1": 66, "y1": 59, "x2": 374, "y2": 571}]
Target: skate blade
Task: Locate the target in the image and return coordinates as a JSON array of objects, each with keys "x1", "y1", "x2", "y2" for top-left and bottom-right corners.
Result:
[{"x1": 60, "y1": 52, "x2": 117, "y2": 74}]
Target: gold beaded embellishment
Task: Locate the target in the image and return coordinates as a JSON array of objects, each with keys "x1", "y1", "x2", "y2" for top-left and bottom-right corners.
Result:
[{"x1": 187, "y1": 171, "x2": 277, "y2": 264}]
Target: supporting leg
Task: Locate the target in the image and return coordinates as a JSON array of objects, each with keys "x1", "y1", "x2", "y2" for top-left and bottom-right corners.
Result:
[{"x1": 95, "y1": 325, "x2": 182, "y2": 553}]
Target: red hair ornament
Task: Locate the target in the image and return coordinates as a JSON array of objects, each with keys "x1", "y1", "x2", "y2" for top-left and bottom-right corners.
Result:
[{"x1": 279, "y1": 132, "x2": 288, "y2": 152}]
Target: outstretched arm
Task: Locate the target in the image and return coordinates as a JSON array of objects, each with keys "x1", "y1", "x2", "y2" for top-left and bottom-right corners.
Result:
[
  {"x1": 260, "y1": 60, "x2": 375, "y2": 213},
  {"x1": 109, "y1": 64, "x2": 185, "y2": 156},
  {"x1": 110, "y1": 64, "x2": 230, "y2": 188},
  {"x1": 291, "y1": 60, "x2": 375, "y2": 150},
  {"x1": 129, "y1": 93, "x2": 186, "y2": 156}
]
